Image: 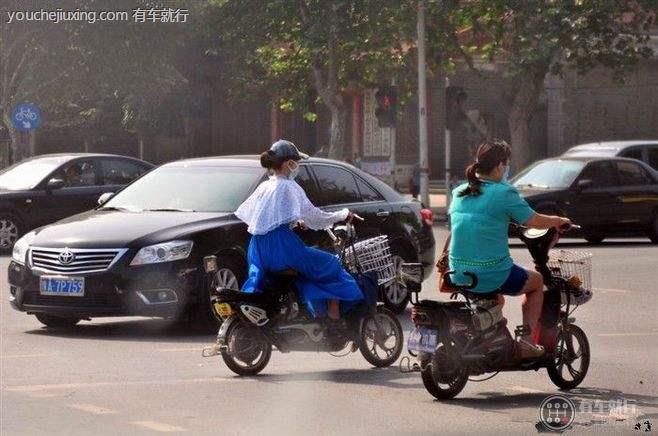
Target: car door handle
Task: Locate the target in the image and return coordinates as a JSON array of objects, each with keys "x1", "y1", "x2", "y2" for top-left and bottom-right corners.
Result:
[{"x1": 376, "y1": 210, "x2": 390, "y2": 218}]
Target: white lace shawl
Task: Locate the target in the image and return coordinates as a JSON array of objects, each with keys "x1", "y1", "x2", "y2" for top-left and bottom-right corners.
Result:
[{"x1": 235, "y1": 175, "x2": 349, "y2": 235}]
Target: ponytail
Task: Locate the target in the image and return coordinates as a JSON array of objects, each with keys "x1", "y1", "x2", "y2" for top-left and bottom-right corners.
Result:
[{"x1": 458, "y1": 162, "x2": 482, "y2": 197}]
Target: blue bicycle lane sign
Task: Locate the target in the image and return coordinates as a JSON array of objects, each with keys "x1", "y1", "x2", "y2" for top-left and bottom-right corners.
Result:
[{"x1": 12, "y1": 103, "x2": 42, "y2": 132}]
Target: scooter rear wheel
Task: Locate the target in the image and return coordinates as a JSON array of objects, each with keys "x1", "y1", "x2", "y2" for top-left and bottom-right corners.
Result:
[
  {"x1": 221, "y1": 317, "x2": 271, "y2": 376},
  {"x1": 420, "y1": 339, "x2": 468, "y2": 400},
  {"x1": 547, "y1": 324, "x2": 590, "y2": 390}
]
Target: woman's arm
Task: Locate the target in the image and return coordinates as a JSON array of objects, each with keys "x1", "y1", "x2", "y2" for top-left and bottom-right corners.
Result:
[
  {"x1": 291, "y1": 182, "x2": 349, "y2": 229},
  {"x1": 524, "y1": 213, "x2": 571, "y2": 230}
]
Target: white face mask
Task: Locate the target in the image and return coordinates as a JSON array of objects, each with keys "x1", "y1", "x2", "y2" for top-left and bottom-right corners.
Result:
[{"x1": 287, "y1": 161, "x2": 300, "y2": 180}]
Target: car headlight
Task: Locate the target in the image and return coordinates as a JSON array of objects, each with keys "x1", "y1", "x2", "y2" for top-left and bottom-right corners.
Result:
[
  {"x1": 12, "y1": 231, "x2": 35, "y2": 265},
  {"x1": 130, "y1": 240, "x2": 194, "y2": 266}
]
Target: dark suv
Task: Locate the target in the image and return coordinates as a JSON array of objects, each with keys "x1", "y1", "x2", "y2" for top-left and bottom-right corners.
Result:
[{"x1": 8, "y1": 156, "x2": 435, "y2": 330}]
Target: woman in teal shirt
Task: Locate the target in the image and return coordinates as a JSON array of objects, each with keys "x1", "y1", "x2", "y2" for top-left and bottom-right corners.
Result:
[{"x1": 449, "y1": 140, "x2": 570, "y2": 357}]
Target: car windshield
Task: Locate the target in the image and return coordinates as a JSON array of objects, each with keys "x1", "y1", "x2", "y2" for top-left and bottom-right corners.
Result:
[
  {"x1": 512, "y1": 160, "x2": 586, "y2": 189},
  {"x1": 0, "y1": 157, "x2": 67, "y2": 190},
  {"x1": 103, "y1": 165, "x2": 264, "y2": 212}
]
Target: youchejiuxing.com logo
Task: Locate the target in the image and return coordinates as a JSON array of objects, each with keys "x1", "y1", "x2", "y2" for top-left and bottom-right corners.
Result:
[{"x1": 539, "y1": 395, "x2": 576, "y2": 431}]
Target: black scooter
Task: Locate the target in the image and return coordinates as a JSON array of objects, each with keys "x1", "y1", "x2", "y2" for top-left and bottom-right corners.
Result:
[
  {"x1": 201, "y1": 217, "x2": 404, "y2": 376},
  {"x1": 407, "y1": 224, "x2": 591, "y2": 399}
]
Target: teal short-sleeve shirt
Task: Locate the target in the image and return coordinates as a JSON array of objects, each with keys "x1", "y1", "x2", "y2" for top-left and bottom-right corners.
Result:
[{"x1": 448, "y1": 180, "x2": 535, "y2": 293}]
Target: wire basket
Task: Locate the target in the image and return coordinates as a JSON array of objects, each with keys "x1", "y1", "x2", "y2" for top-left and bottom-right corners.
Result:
[
  {"x1": 547, "y1": 250, "x2": 593, "y2": 305},
  {"x1": 343, "y1": 235, "x2": 396, "y2": 285}
]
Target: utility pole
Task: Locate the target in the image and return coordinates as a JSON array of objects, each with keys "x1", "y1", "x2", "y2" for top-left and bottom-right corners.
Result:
[
  {"x1": 444, "y1": 76, "x2": 452, "y2": 210},
  {"x1": 417, "y1": 0, "x2": 430, "y2": 207}
]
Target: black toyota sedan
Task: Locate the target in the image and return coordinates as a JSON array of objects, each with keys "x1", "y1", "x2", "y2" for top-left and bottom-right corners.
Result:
[
  {"x1": 512, "y1": 156, "x2": 658, "y2": 243},
  {"x1": 0, "y1": 153, "x2": 154, "y2": 250},
  {"x1": 8, "y1": 156, "x2": 435, "y2": 329}
]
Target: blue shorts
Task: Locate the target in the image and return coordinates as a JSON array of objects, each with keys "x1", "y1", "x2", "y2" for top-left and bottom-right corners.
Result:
[{"x1": 497, "y1": 264, "x2": 529, "y2": 296}]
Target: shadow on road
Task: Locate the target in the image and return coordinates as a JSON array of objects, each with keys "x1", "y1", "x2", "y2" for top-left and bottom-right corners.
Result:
[
  {"x1": 23, "y1": 318, "x2": 215, "y2": 343},
  {"x1": 240, "y1": 366, "x2": 423, "y2": 390},
  {"x1": 444, "y1": 386, "x2": 658, "y2": 413}
]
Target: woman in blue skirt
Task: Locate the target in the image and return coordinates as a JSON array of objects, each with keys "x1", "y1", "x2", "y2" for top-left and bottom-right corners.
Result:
[{"x1": 235, "y1": 140, "x2": 364, "y2": 326}]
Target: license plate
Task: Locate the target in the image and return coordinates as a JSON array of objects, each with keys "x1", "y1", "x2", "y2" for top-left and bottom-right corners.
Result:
[
  {"x1": 407, "y1": 326, "x2": 438, "y2": 353},
  {"x1": 39, "y1": 276, "x2": 85, "y2": 297}
]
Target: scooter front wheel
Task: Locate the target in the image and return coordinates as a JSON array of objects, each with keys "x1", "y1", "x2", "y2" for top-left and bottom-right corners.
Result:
[
  {"x1": 359, "y1": 306, "x2": 403, "y2": 367},
  {"x1": 221, "y1": 316, "x2": 272, "y2": 376},
  {"x1": 547, "y1": 324, "x2": 590, "y2": 390}
]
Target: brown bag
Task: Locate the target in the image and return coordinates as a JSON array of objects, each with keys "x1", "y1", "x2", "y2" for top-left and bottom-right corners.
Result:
[{"x1": 437, "y1": 232, "x2": 456, "y2": 293}]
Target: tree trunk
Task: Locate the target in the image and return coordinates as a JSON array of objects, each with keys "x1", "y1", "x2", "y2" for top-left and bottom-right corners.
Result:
[
  {"x1": 327, "y1": 98, "x2": 347, "y2": 160},
  {"x1": 2, "y1": 111, "x2": 21, "y2": 164},
  {"x1": 507, "y1": 67, "x2": 547, "y2": 172}
]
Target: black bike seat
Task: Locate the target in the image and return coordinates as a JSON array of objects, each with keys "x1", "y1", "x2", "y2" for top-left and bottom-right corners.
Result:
[{"x1": 461, "y1": 290, "x2": 500, "y2": 301}]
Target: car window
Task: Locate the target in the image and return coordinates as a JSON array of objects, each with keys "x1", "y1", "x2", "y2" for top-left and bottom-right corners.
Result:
[
  {"x1": 620, "y1": 147, "x2": 643, "y2": 161},
  {"x1": 648, "y1": 147, "x2": 658, "y2": 171},
  {"x1": 615, "y1": 160, "x2": 652, "y2": 185},
  {"x1": 312, "y1": 165, "x2": 361, "y2": 206},
  {"x1": 355, "y1": 176, "x2": 384, "y2": 202},
  {"x1": 101, "y1": 159, "x2": 147, "y2": 185},
  {"x1": 0, "y1": 156, "x2": 67, "y2": 190},
  {"x1": 577, "y1": 161, "x2": 617, "y2": 187},
  {"x1": 53, "y1": 160, "x2": 99, "y2": 187},
  {"x1": 296, "y1": 165, "x2": 322, "y2": 204}
]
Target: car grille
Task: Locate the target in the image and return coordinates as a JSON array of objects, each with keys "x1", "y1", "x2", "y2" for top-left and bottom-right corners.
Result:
[{"x1": 29, "y1": 247, "x2": 127, "y2": 274}]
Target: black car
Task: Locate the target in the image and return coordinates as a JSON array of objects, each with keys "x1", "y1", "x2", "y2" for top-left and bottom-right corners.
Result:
[
  {"x1": 562, "y1": 140, "x2": 658, "y2": 171},
  {"x1": 0, "y1": 153, "x2": 154, "y2": 250},
  {"x1": 8, "y1": 156, "x2": 435, "y2": 329},
  {"x1": 512, "y1": 156, "x2": 658, "y2": 243}
]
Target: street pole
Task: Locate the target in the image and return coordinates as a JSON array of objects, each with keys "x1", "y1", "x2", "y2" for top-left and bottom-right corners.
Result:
[
  {"x1": 444, "y1": 76, "x2": 452, "y2": 211},
  {"x1": 417, "y1": 0, "x2": 430, "y2": 207}
]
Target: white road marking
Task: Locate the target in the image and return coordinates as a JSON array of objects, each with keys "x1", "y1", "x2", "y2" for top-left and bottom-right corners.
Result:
[
  {"x1": 598, "y1": 332, "x2": 658, "y2": 337},
  {"x1": 0, "y1": 353, "x2": 52, "y2": 359},
  {"x1": 593, "y1": 287, "x2": 630, "y2": 293},
  {"x1": 507, "y1": 385, "x2": 543, "y2": 394},
  {"x1": 131, "y1": 421, "x2": 186, "y2": 433},
  {"x1": 68, "y1": 403, "x2": 117, "y2": 415},
  {"x1": 3, "y1": 377, "x2": 254, "y2": 393}
]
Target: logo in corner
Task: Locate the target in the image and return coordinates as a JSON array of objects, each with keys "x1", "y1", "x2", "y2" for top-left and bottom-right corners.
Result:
[{"x1": 539, "y1": 394, "x2": 576, "y2": 431}]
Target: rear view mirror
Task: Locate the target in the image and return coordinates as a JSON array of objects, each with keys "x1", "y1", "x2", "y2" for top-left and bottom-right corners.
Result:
[
  {"x1": 97, "y1": 192, "x2": 114, "y2": 205},
  {"x1": 46, "y1": 178, "x2": 65, "y2": 191}
]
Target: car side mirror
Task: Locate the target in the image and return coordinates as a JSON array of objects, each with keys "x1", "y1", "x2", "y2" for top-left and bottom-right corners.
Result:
[
  {"x1": 575, "y1": 179, "x2": 593, "y2": 191},
  {"x1": 97, "y1": 192, "x2": 114, "y2": 205},
  {"x1": 46, "y1": 178, "x2": 65, "y2": 191}
]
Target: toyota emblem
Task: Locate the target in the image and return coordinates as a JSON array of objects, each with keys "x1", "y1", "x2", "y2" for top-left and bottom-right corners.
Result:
[{"x1": 58, "y1": 248, "x2": 75, "y2": 265}]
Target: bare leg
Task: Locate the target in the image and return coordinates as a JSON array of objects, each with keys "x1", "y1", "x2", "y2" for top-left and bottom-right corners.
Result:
[
  {"x1": 328, "y1": 300, "x2": 340, "y2": 320},
  {"x1": 518, "y1": 269, "x2": 544, "y2": 342}
]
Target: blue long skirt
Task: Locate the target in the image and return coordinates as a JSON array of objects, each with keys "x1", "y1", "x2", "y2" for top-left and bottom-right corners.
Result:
[{"x1": 242, "y1": 224, "x2": 364, "y2": 317}]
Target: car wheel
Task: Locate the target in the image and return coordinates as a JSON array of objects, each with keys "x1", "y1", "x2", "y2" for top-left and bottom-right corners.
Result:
[
  {"x1": 0, "y1": 213, "x2": 22, "y2": 252},
  {"x1": 199, "y1": 254, "x2": 245, "y2": 332},
  {"x1": 649, "y1": 212, "x2": 658, "y2": 244},
  {"x1": 382, "y1": 254, "x2": 412, "y2": 314},
  {"x1": 35, "y1": 313, "x2": 80, "y2": 328}
]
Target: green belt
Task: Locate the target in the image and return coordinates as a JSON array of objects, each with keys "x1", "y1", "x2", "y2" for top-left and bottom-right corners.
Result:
[{"x1": 450, "y1": 256, "x2": 508, "y2": 268}]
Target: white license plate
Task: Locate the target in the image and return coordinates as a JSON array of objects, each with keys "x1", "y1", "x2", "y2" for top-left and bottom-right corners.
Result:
[
  {"x1": 407, "y1": 327, "x2": 438, "y2": 353},
  {"x1": 39, "y1": 276, "x2": 85, "y2": 297}
]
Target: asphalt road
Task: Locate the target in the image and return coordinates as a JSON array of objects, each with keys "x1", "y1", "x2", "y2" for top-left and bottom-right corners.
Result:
[{"x1": 1, "y1": 226, "x2": 657, "y2": 435}]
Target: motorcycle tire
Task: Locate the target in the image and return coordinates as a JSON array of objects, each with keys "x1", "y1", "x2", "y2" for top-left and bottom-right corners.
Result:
[
  {"x1": 359, "y1": 306, "x2": 403, "y2": 367},
  {"x1": 220, "y1": 316, "x2": 272, "y2": 376},
  {"x1": 547, "y1": 324, "x2": 590, "y2": 390},
  {"x1": 420, "y1": 338, "x2": 468, "y2": 400}
]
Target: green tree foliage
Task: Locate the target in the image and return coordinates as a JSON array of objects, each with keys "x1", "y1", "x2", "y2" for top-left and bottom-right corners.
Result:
[
  {"x1": 436, "y1": 0, "x2": 655, "y2": 168},
  {"x1": 209, "y1": 0, "x2": 417, "y2": 159}
]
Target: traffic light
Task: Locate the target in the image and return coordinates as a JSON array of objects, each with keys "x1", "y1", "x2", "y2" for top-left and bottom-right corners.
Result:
[{"x1": 375, "y1": 86, "x2": 397, "y2": 127}]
